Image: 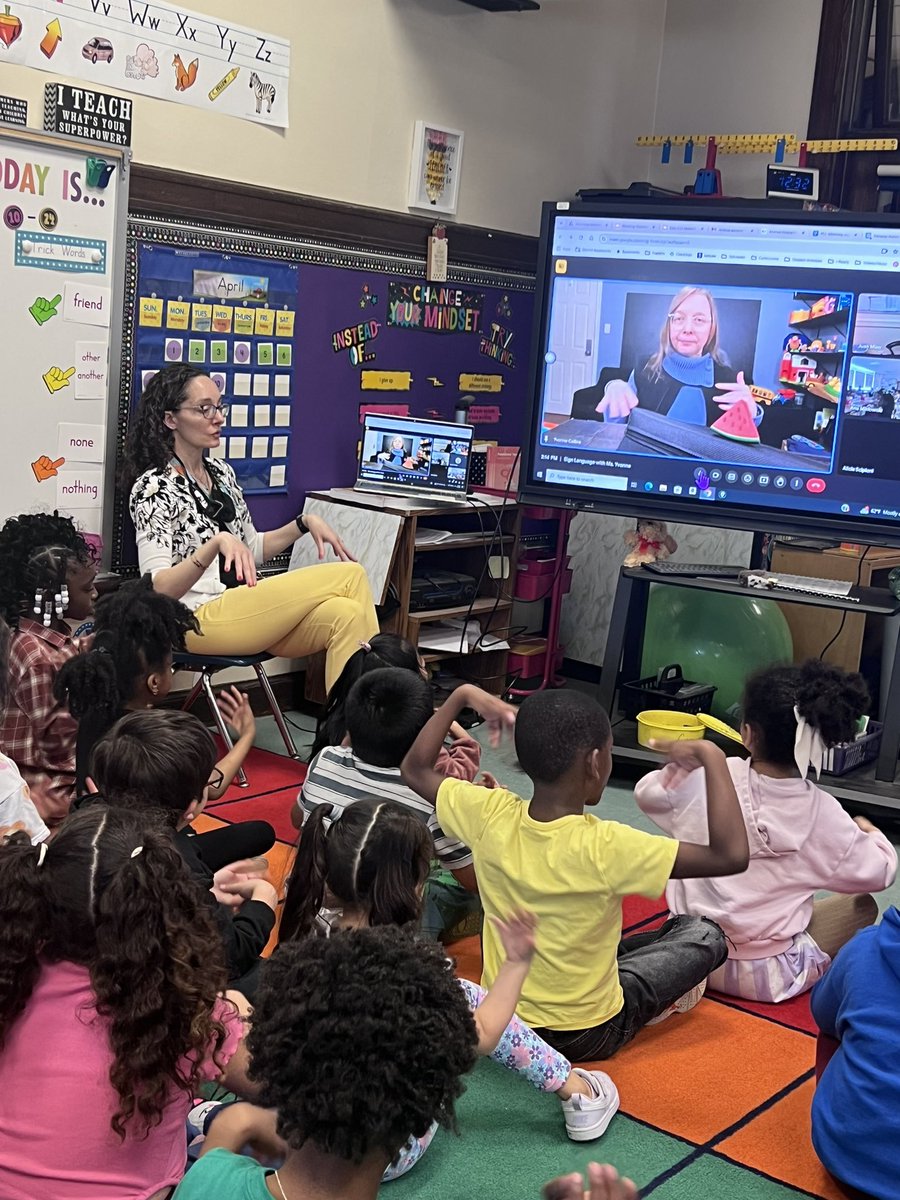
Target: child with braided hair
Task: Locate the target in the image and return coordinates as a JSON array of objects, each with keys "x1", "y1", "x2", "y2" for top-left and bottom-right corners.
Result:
[
  {"x1": 0, "y1": 512, "x2": 98, "y2": 826},
  {"x1": 0, "y1": 805, "x2": 256, "y2": 1200}
]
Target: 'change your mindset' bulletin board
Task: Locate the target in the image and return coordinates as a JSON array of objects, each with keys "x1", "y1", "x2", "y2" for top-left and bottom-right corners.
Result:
[
  {"x1": 1, "y1": 125, "x2": 129, "y2": 549},
  {"x1": 114, "y1": 216, "x2": 534, "y2": 567}
]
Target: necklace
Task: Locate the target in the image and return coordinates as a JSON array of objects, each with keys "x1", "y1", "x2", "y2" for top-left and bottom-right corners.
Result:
[{"x1": 273, "y1": 1169, "x2": 290, "y2": 1200}]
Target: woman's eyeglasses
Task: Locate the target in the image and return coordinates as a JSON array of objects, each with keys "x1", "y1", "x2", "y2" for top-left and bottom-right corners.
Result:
[
  {"x1": 180, "y1": 402, "x2": 230, "y2": 420},
  {"x1": 668, "y1": 313, "x2": 711, "y2": 330}
]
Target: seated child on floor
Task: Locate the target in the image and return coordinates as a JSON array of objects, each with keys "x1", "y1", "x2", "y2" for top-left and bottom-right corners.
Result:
[
  {"x1": 0, "y1": 806, "x2": 256, "y2": 1200},
  {"x1": 294, "y1": 667, "x2": 482, "y2": 939},
  {"x1": 810, "y1": 905, "x2": 900, "y2": 1200},
  {"x1": 0, "y1": 617, "x2": 48, "y2": 844},
  {"x1": 402, "y1": 686, "x2": 750, "y2": 1062},
  {"x1": 89, "y1": 709, "x2": 277, "y2": 995},
  {"x1": 635, "y1": 660, "x2": 897, "y2": 1003},
  {"x1": 54, "y1": 575, "x2": 256, "y2": 799},
  {"x1": 0, "y1": 513, "x2": 98, "y2": 826},
  {"x1": 310, "y1": 631, "x2": 483, "y2": 779},
  {"x1": 174, "y1": 927, "x2": 478, "y2": 1200},
  {"x1": 275, "y1": 799, "x2": 617, "y2": 1156}
]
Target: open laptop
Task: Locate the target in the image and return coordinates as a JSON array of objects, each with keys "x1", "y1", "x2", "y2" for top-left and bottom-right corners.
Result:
[{"x1": 355, "y1": 413, "x2": 474, "y2": 503}]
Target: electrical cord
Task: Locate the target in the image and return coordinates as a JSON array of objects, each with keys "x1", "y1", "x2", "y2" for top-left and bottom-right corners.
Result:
[{"x1": 818, "y1": 545, "x2": 870, "y2": 659}]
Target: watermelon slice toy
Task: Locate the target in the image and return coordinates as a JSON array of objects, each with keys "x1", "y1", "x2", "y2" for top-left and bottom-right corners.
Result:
[{"x1": 710, "y1": 402, "x2": 760, "y2": 444}]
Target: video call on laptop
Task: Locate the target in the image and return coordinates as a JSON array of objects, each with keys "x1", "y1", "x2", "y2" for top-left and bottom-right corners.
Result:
[{"x1": 355, "y1": 414, "x2": 475, "y2": 501}]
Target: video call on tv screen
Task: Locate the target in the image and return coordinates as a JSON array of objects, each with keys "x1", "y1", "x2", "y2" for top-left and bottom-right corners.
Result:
[{"x1": 523, "y1": 204, "x2": 900, "y2": 539}]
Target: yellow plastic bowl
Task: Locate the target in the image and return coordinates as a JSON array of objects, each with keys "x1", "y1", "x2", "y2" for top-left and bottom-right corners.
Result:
[{"x1": 636, "y1": 709, "x2": 705, "y2": 747}]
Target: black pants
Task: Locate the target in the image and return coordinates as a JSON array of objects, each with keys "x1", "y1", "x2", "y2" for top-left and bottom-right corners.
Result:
[
  {"x1": 188, "y1": 821, "x2": 276, "y2": 872},
  {"x1": 535, "y1": 914, "x2": 727, "y2": 1061}
]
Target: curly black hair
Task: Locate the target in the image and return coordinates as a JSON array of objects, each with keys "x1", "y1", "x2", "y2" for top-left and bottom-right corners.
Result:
[
  {"x1": 515, "y1": 689, "x2": 612, "y2": 784},
  {"x1": 121, "y1": 364, "x2": 208, "y2": 487},
  {"x1": 0, "y1": 805, "x2": 230, "y2": 1138},
  {"x1": 279, "y1": 799, "x2": 432, "y2": 943},
  {"x1": 311, "y1": 633, "x2": 423, "y2": 760},
  {"x1": 54, "y1": 575, "x2": 199, "y2": 723},
  {"x1": 0, "y1": 512, "x2": 95, "y2": 627},
  {"x1": 742, "y1": 658, "x2": 870, "y2": 766},
  {"x1": 249, "y1": 928, "x2": 478, "y2": 1164},
  {"x1": 89, "y1": 709, "x2": 218, "y2": 825}
]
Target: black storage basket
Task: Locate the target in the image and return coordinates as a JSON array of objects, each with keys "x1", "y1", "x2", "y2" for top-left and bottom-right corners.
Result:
[{"x1": 620, "y1": 663, "x2": 716, "y2": 720}]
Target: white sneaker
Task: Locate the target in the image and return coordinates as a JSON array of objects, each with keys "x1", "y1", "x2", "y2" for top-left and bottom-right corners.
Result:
[
  {"x1": 646, "y1": 978, "x2": 707, "y2": 1026},
  {"x1": 560, "y1": 1068, "x2": 620, "y2": 1141}
]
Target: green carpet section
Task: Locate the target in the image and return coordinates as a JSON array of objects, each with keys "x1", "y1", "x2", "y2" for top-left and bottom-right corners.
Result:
[
  {"x1": 648, "y1": 1152, "x2": 822, "y2": 1199},
  {"x1": 380, "y1": 1058, "x2": 694, "y2": 1198}
]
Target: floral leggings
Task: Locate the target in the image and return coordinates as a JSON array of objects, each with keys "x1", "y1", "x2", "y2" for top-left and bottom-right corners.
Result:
[
  {"x1": 384, "y1": 978, "x2": 572, "y2": 1181},
  {"x1": 192, "y1": 979, "x2": 572, "y2": 1184}
]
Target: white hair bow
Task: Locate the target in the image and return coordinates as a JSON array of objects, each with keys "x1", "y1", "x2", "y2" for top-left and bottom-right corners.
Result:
[{"x1": 794, "y1": 706, "x2": 827, "y2": 779}]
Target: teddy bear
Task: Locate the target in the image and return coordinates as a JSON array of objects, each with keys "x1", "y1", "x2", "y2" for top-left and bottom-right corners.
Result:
[{"x1": 623, "y1": 519, "x2": 678, "y2": 567}]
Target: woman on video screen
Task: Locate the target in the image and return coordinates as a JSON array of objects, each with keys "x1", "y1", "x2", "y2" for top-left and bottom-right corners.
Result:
[{"x1": 596, "y1": 287, "x2": 762, "y2": 428}]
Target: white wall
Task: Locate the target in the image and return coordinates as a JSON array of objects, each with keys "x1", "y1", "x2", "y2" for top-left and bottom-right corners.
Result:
[
  {"x1": 1, "y1": 0, "x2": 666, "y2": 235},
  {"x1": 650, "y1": 0, "x2": 823, "y2": 198}
]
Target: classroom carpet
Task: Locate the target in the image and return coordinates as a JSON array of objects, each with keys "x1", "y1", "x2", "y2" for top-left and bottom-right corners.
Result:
[{"x1": 193, "y1": 739, "x2": 841, "y2": 1200}]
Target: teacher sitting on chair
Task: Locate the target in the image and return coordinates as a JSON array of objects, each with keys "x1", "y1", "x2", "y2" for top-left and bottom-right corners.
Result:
[{"x1": 125, "y1": 365, "x2": 378, "y2": 692}]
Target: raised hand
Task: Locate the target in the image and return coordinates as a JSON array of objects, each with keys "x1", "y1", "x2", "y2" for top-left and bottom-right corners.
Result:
[
  {"x1": 463, "y1": 686, "x2": 517, "y2": 747},
  {"x1": 596, "y1": 379, "x2": 640, "y2": 420},
  {"x1": 217, "y1": 686, "x2": 256, "y2": 740},
  {"x1": 491, "y1": 909, "x2": 538, "y2": 964},
  {"x1": 647, "y1": 736, "x2": 725, "y2": 788},
  {"x1": 714, "y1": 371, "x2": 759, "y2": 419}
]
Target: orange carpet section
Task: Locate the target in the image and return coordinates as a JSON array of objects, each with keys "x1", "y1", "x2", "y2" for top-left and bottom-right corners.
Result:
[
  {"x1": 202, "y1": 746, "x2": 836, "y2": 1199},
  {"x1": 717, "y1": 1077, "x2": 845, "y2": 1200}
]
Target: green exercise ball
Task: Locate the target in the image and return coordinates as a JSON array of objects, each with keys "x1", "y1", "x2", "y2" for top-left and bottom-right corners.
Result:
[{"x1": 640, "y1": 585, "x2": 794, "y2": 720}]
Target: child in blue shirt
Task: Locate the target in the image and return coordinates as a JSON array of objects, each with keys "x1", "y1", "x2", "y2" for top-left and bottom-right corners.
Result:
[{"x1": 811, "y1": 906, "x2": 900, "y2": 1200}]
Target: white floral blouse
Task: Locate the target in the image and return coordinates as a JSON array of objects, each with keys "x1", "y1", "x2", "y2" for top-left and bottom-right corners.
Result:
[{"x1": 130, "y1": 461, "x2": 266, "y2": 611}]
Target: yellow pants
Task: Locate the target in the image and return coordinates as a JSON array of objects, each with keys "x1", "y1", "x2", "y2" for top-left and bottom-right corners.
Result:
[{"x1": 187, "y1": 562, "x2": 379, "y2": 692}]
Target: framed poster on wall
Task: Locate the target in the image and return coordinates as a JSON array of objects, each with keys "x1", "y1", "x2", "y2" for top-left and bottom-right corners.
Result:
[{"x1": 407, "y1": 121, "x2": 464, "y2": 216}]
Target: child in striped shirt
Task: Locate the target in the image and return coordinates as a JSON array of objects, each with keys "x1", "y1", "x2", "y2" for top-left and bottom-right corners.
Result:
[{"x1": 293, "y1": 667, "x2": 481, "y2": 938}]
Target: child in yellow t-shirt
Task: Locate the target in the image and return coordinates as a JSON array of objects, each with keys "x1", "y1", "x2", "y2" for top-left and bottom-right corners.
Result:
[{"x1": 402, "y1": 685, "x2": 749, "y2": 1061}]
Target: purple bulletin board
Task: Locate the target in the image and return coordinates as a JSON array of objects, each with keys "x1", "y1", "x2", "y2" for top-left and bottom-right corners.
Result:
[{"x1": 112, "y1": 217, "x2": 534, "y2": 571}]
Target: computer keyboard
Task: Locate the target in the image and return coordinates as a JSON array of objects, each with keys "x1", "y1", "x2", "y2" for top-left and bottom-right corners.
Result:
[
  {"x1": 739, "y1": 571, "x2": 855, "y2": 599},
  {"x1": 642, "y1": 562, "x2": 745, "y2": 578}
]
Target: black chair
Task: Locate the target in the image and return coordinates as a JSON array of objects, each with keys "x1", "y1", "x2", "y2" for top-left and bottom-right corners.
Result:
[
  {"x1": 173, "y1": 651, "x2": 301, "y2": 788},
  {"x1": 570, "y1": 366, "x2": 628, "y2": 422}
]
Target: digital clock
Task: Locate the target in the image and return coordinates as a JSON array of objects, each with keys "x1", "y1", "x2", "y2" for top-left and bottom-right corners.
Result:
[{"x1": 766, "y1": 164, "x2": 819, "y2": 201}]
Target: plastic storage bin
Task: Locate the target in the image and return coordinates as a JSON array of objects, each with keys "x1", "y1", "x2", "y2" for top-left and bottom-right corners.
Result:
[
  {"x1": 507, "y1": 640, "x2": 565, "y2": 680},
  {"x1": 515, "y1": 554, "x2": 572, "y2": 601},
  {"x1": 620, "y1": 663, "x2": 716, "y2": 721},
  {"x1": 822, "y1": 721, "x2": 883, "y2": 776}
]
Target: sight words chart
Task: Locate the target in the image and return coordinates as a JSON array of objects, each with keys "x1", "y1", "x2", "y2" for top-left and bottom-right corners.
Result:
[{"x1": 0, "y1": 125, "x2": 129, "y2": 549}]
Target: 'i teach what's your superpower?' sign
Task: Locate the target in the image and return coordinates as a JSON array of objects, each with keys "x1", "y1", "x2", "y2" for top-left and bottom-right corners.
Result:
[{"x1": 44, "y1": 83, "x2": 133, "y2": 146}]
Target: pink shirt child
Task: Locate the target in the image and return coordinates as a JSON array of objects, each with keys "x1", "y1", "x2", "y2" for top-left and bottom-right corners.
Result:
[
  {"x1": 636, "y1": 756, "x2": 897, "y2": 964},
  {"x1": 0, "y1": 961, "x2": 242, "y2": 1200}
]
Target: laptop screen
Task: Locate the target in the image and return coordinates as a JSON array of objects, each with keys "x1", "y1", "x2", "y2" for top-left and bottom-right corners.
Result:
[{"x1": 358, "y1": 414, "x2": 474, "y2": 496}]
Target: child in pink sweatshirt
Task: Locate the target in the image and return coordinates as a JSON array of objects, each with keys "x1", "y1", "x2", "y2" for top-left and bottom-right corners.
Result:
[{"x1": 635, "y1": 660, "x2": 897, "y2": 1003}]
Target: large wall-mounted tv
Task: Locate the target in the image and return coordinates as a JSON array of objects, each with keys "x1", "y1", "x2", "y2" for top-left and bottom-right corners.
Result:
[{"x1": 519, "y1": 201, "x2": 900, "y2": 545}]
